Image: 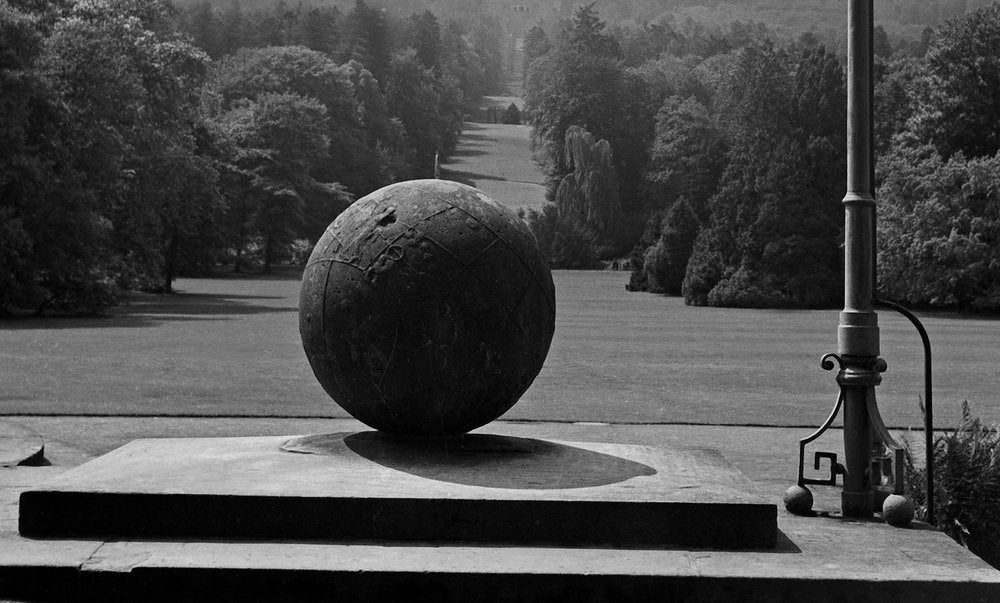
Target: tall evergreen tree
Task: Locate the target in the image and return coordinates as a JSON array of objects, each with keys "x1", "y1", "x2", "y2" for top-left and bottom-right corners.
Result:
[
  {"x1": 184, "y1": 2, "x2": 223, "y2": 58},
  {"x1": 470, "y1": 15, "x2": 505, "y2": 94},
  {"x1": 563, "y1": 3, "x2": 619, "y2": 58},
  {"x1": 407, "y1": 10, "x2": 441, "y2": 72},
  {"x1": 440, "y1": 19, "x2": 486, "y2": 102},
  {"x1": 385, "y1": 48, "x2": 463, "y2": 176},
  {"x1": 522, "y1": 24, "x2": 550, "y2": 78},
  {"x1": 219, "y1": 0, "x2": 247, "y2": 56},
  {"x1": 683, "y1": 43, "x2": 844, "y2": 308},
  {"x1": 293, "y1": 6, "x2": 341, "y2": 56},
  {"x1": 340, "y1": 0, "x2": 390, "y2": 85},
  {"x1": 643, "y1": 197, "x2": 700, "y2": 295},
  {"x1": 646, "y1": 95, "x2": 726, "y2": 218}
]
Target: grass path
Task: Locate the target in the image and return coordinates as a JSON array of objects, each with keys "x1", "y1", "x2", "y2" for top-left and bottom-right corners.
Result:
[{"x1": 440, "y1": 122, "x2": 548, "y2": 214}]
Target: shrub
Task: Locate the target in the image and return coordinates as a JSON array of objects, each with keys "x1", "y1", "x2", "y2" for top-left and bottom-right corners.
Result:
[
  {"x1": 650, "y1": 197, "x2": 700, "y2": 295},
  {"x1": 501, "y1": 102, "x2": 521, "y2": 125},
  {"x1": 681, "y1": 228, "x2": 725, "y2": 305},
  {"x1": 904, "y1": 401, "x2": 1000, "y2": 569},
  {"x1": 520, "y1": 204, "x2": 602, "y2": 269},
  {"x1": 626, "y1": 210, "x2": 662, "y2": 292}
]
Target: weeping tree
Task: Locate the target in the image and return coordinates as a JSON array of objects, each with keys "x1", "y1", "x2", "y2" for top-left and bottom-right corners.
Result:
[{"x1": 554, "y1": 125, "x2": 621, "y2": 245}]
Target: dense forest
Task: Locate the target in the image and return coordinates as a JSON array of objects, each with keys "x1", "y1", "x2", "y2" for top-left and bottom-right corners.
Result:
[
  {"x1": 1, "y1": 0, "x2": 504, "y2": 313},
  {"x1": 177, "y1": 0, "x2": 997, "y2": 40},
  {"x1": 521, "y1": 4, "x2": 1000, "y2": 311},
  {"x1": 4, "y1": 0, "x2": 1000, "y2": 313}
]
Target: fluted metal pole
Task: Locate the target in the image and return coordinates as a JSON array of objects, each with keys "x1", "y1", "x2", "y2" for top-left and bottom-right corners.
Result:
[{"x1": 839, "y1": 0, "x2": 880, "y2": 518}]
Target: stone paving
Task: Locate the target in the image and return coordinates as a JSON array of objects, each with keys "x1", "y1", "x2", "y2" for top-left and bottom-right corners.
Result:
[{"x1": 1, "y1": 417, "x2": 997, "y2": 601}]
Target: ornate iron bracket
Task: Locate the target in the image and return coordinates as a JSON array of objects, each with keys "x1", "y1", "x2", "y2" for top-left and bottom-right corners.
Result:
[
  {"x1": 797, "y1": 355, "x2": 846, "y2": 488},
  {"x1": 796, "y1": 352, "x2": 905, "y2": 500},
  {"x1": 801, "y1": 451, "x2": 845, "y2": 487},
  {"x1": 866, "y1": 385, "x2": 906, "y2": 501}
]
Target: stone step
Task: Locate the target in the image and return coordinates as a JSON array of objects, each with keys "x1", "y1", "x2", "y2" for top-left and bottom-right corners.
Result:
[
  {"x1": 19, "y1": 433, "x2": 776, "y2": 549},
  {"x1": 3, "y1": 518, "x2": 1000, "y2": 602},
  {"x1": 4, "y1": 432, "x2": 1000, "y2": 601}
]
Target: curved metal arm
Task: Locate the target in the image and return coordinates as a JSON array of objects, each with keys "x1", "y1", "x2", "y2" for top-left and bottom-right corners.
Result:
[{"x1": 874, "y1": 297, "x2": 934, "y2": 524}]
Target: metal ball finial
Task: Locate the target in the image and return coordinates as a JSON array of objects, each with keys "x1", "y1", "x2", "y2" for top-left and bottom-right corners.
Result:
[
  {"x1": 783, "y1": 485, "x2": 814, "y2": 515},
  {"x1": 882, "y1": 494, "x2": 914, "y2": 527}
]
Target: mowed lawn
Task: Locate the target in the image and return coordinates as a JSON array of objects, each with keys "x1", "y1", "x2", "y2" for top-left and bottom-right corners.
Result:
[
  {"x1": 440, "y1": 122, "x2": 548, "y2": 214},
  {"x1": 4, "y1": 122, "x2": 999, "y2": 429},
  {"x1": 1, "y1": 270, "x2": 998, "y2": 429}
]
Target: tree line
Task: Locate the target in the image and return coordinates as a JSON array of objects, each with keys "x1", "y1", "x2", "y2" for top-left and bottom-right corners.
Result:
[
  {"x1": 0, "y1": 0, "x2": 505, "y2": 314},
  {"x1": 523, "y1": 3, "x2": 1000, "y2": 311}
]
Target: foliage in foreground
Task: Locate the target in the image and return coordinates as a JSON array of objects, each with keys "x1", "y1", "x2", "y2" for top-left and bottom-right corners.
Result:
[{"x1": 904, "y1": 401, "x2": 1000, "y2": 569}]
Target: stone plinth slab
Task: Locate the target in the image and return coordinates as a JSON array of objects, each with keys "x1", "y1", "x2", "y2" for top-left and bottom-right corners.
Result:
[
  {"x1": 19, "y1": 433, "x2": 775, "y2": 549},
  {"x1": 69, "y1": 520, "x2": 1000, "y2": 603}
]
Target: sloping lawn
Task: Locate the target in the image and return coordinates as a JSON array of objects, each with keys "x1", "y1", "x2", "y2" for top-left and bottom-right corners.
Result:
[
  {"x1": 2, "y1": 270, "x2": 997, "y2": 429},
  {"x1": 440, "y1": 122, "x2": 548, "y2": 214}
]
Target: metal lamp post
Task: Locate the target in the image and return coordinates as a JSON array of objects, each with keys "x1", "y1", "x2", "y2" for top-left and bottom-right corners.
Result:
[
  {"x1": 789, "y1": 0, "x2": 920, "y2": 523},
  {"x1": 839, "y1": 0, "x2": 881, "y2": 518}
]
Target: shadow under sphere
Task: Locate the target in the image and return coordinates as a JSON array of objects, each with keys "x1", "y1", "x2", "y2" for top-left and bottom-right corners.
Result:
[{"x1": 284, "y1": 432, "x2": 657, "y2": 490}]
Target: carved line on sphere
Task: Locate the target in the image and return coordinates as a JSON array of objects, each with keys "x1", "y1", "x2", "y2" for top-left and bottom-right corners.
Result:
[
  {"x1": 319, "y1": 257, "x2": 334, "y2": 378},
  {"x1": 353, "y1": 356, "x2": 403, "y2": 426},
  {"x1": 414, "y1": 205, "x2": 454, "y2": 224},
  {"x1": 377, "y1": 325, "x2": 400, "y2": 390},
  {"x1": 306, "y1": 257, "x2": 365, "y2": 270},
  {"x1": 427, "y1": 230, "x2": 534, "y2": 349},
  {"x1": 507, "y1": 280, "x2": 535, "y2": 348},
  {"x1": 310, "y1": 240, "x2": 402, "y2": 426},
  {"x1": 443, "y1": 201, "x2": 556, "y2": 315},
  {"x1": 415, "y1": 229, "x2": 474, "y2": 269},
  {"x1": 463, "y1": 236, "x2": 501, "y2": 266}
]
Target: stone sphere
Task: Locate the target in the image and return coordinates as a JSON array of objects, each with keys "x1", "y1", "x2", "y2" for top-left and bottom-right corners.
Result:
[
  {"x1": 882, "y1": 494, "x2": 914, "y2": 527},
  {"x1": 299, "y1": 180, "x2": 556, "y2": 436},
  {"x1": 783, "y1": 485, "x2": 814, "y2": 515}
]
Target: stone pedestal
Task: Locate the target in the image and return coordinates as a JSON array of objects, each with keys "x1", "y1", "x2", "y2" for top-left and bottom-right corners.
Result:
[{"x1": 20, "y1": 433, "x2": 776, "y2": 549}]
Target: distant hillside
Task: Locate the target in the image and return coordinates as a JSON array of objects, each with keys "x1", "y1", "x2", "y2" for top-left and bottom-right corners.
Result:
[{"x1": 176, "y1": 0, "x2": 998, "y2": 41}]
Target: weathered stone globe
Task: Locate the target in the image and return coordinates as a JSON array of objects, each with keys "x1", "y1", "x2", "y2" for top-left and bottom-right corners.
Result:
[{"x1": 299, "y1": 180, "x2": 556, "y2": 436}]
